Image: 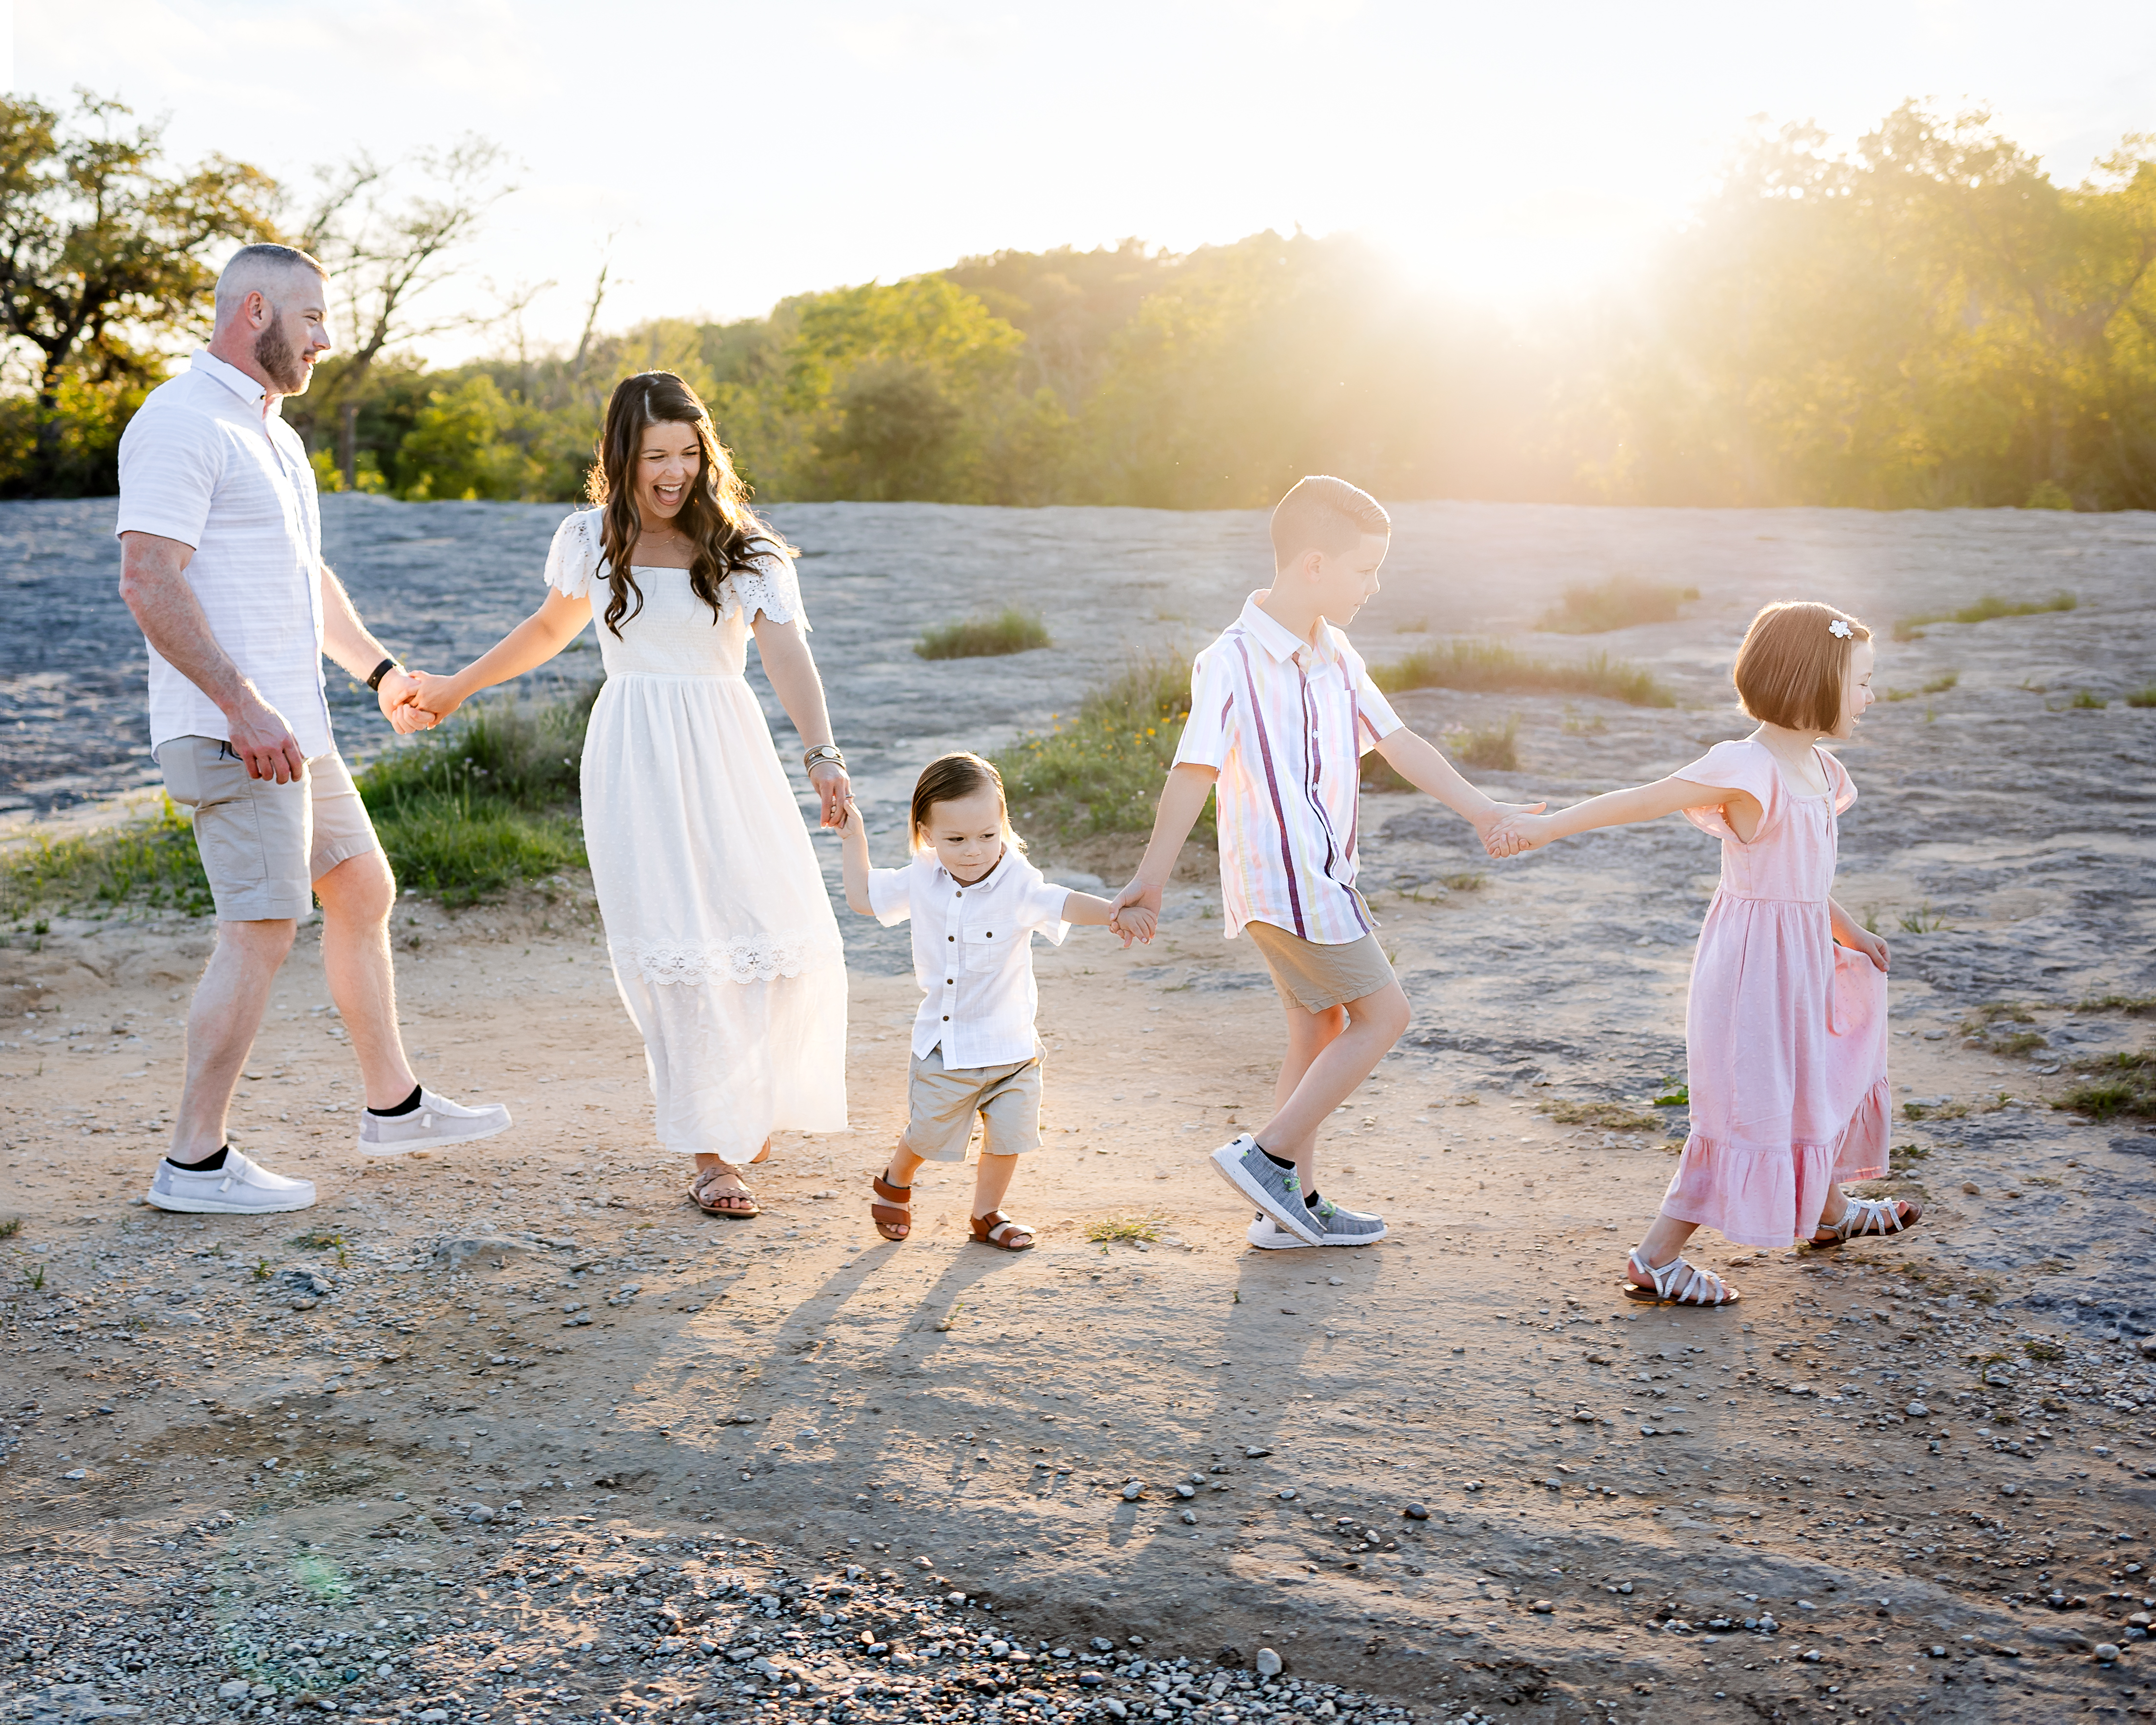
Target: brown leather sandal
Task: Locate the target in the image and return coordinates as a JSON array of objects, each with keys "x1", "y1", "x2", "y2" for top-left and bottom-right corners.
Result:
[
  {"x1": 970, "y1": 1210, "x2": 1035, "y2": 1251},
  {"x1": 871, "y1": 1172, "x2": 913, "y2": 1241},
  {"x1": 690, "y1": 1163, "x2": 759, "y2": 1220}
]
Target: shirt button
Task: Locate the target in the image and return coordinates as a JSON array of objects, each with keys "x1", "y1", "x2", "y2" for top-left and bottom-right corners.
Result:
[
  {"x1": 948, "y1": 935, "x2": 955, "y2": 941},
  {"x1": 942, "y1": 1015, "x2": 950, "y2": 1022}
]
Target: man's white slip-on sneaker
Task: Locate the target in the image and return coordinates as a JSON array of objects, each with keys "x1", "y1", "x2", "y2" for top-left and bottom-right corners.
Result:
[
  {"x1": 146, "y1": 1150, "x2": 316, "y2": 1215},
  {"x1": 355, "y1": 1088, "x2": 512, "y2": 1158},
  {"x1": 1210, "y1": 1134, "x2": 1323, "y2": 1244}
]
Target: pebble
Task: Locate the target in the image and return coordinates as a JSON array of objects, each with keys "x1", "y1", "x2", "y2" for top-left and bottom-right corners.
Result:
[
  {"x1": 1403, "y1": 1502, "x2": 1429, "y2": 1520},
  {"x1": 1121, "y1": 1480, "x2": 1143, "y2": 1501},
  {"x1": 1180, "y1": 1509, "x2": 1198, "y2": 1525},
  {"x1": 2096, "y1": 1643, "x2": 2122, "y2": 1663},
  {"x1": 1254, "y1": 1646, "x2": 1285, "y2": 1677},
  {"x1": 1905, "y1": 1401, "x2": 1930, "y2": 1417}
]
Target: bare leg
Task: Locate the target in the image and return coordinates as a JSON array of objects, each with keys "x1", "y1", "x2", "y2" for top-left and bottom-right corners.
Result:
[
  {"x1": 314, "y1": 849, "x2": 418, "y2": 1110},
  {"x1": 971, "y1": 1152, "x2": 1019, "y2": 1220},
  {"x1": 1253, "y1": 982, "x2": 1411, "y2": 1188},
  {"x1": 169, "y1": 919, "x2": 295, "y2": 1162}
]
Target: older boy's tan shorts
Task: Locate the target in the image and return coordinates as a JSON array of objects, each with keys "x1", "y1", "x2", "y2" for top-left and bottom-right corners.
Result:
[
  {"x1": 900, "y1": 1046, "x2": 1043, "y2": 1162},
  {"x1": 1243, "y1": 921, "x2": 1397, "y2": 1012},
  {"x1": 155, "y1": 738, "x2": 380, "y2": 922}
]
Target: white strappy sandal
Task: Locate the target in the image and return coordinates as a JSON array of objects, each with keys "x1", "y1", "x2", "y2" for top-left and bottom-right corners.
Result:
[
  {"x1": 1813, "y1": 1193, "x2": 1922, "y2": 1246},
  {"x1": 1623, "y1": 1247, "x2": 1741, "y2": 1306}
]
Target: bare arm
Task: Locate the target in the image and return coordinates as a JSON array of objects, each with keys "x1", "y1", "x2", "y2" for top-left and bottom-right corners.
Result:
[
  {"x1": 1828, "y1": 896, "x2": 1891, "y2": 970},
  {"x1": 838, "y1": 801, "x2": 875, "y2": 916},
  {"x1": 119, "y1": 530, "x2": 306, "y2": 783},
  {"x1": 316, "y1": 561, "x2": 430, "y2": 735},
  {"x1": 751, "y1": 614, "x2": 848, "y2": 830},
  {"x1": 1487, "y1": 776, "x2": 1763, "y2": 856},
  {"x1": 1107, "y1": 762, "x2": 1217, "y2": 939},
  {"x1": 1373, "y1": 727, "x2": 1545, "y2": 844},
  {"x1": 1059, "y1": 889, "x2": 1139, "y2": 946},
  {"x1": 404, "y1": 588, "x2": 593, "y2": 725}
]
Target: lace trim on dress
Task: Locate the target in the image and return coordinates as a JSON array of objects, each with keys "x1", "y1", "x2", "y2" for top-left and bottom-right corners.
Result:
[
  {"x1": 718, "y1": 545, "x2": 808, "y2": 630},
  {"x1": 611, "y1": 930, "x2": 841, "y2": 986},
  {"x1": 544, "y1": 507, "x2": 603, "y2": 600}
]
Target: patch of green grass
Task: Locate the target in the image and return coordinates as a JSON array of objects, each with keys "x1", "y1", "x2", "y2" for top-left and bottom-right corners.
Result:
[
  {"x1": 1885, "y1": 670, "x2": 1961, "y2": 701},
  {"x1": 1893, "y1": 591, "x2": 2075, "y2": 642},
  {"x1": 1, "y1": 796, "x2": 214, "y2": 919},
  {"x1": 2076, "y1": 993, "x2": 2156, "y2": 1016},
  {"x1": 2123, "y1": 685, "x2": 2156, "y2": 709},
  {"x1": 252, "y1": 1258, "x2": 273, "y2": 1282},
  {"x1": 993, "y1": 658, "x2": 1208, "y2": 845},
  {"x1": 1437, "y1": 870, "x2": 1488, "y2": 892},
  {"x1": 2023, "y1": 1340, "x2": 2066, "y2": 1362},
  {"x1": 1537, "y1": 575, "x2": 1698, "y2": 634},
  {"x1": 1537, "y1": 1099, "x2": 1662, "y2": 1131},
  {"x1": 1442, "y1": 714, "x2": 1519, "y2": 771},
  {"x1": 1373, "y1": 639, "x2": 1673, "y2": 707},
  {"x1": 1651, "y1": 1081, "x2": 1690, "y2": 1107},
  {"x1": 1897, "y1": 901, "x2": 1951, "y2": 934},
  {"x1": 291, "y1": 1228, "x2": 344, "y2": 1251},
  {"x1": 1962, "y1": 1002, "x2": 2035, "y2": 1028},
  {"x1": 2055, "y1": 1050, "x2": 2156, "y2": 1120},
  {"x1": 915, "y1": 607, "x2": 1052, "y2": 661},
  {"x1": 1902, "y1": 1099, "x2": 1970, "y2": 1121},
  {"x1": 0, "y1": 1217, "x2": 20, "y2": 1240},
  {"x1": 1989, "y1": 1030, "x2": 2048, "y2": 1056},
  {"x1": 2067, "y1": 688, "x2": 2106, "y2": 709},
  {"x1": 1085, "y1": 1213, "x2": 1163, "y2": 1246}
]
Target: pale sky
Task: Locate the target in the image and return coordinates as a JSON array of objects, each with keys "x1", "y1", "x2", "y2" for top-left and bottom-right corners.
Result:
[{"x1": 20, "y1": 2, "x2": 2156, "y2": 361}]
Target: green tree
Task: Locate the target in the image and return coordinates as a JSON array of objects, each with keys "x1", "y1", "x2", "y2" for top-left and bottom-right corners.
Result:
[{"x1": 0, "y1": 90, "x2": 278, "y2": 494}]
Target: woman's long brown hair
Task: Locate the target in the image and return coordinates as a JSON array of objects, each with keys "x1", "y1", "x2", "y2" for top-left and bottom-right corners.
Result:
[{"x1": 587, "y1": 371, "x2": 794, "y2": 637}]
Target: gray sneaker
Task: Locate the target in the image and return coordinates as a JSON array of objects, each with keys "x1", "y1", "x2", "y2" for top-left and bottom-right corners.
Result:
[
  {"x1": 356, "y1": 1088, "x2": 512, "y2": 1158},
  {"x1": 1209, "y1": 1135, "x2": 1321, "y2": 1244},
  {"x1": 147, "y1": 1149, "x2": 316, "y2": 1215},
  {"x1": 1248, "y1": 1196, "x2": 1389, "y2": 1249}
]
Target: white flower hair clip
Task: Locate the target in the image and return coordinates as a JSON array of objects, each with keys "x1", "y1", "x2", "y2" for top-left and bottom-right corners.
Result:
[{"x1": 1828, "y1": 619, "x2": 1853, "y2": 639}]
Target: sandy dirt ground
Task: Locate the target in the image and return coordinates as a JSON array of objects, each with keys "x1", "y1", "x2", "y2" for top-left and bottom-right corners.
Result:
[{"x1": 3, "y1": 503, "x2": 2154, "y2": 1724}]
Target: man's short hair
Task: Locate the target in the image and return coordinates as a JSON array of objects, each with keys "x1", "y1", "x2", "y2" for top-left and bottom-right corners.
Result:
[
  {"x1": 1269, "y1": 475, "x2": 1391, "y2": 569},
  {"x1": 214, "y1": 244, "x2": 329, "y2": 320}
]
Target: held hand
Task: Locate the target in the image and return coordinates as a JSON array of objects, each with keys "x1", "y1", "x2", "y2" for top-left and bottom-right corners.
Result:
[
  {"x1": 401, "y1": 671, "x2": 466, "y2": 730},
  {"x1": 1108, "y1": 903, "x2": 1157, "y2": 945},
  {"x1": 1483, "y1": 810, "x2": 1555, "y2": 858},
  {"x1": 1109, "y1": 877, "x2": 1163, "y2": 945},
  {"x1": 378, "y1": 669, "x2": 437, "y2": 736},
  {"x1": 228, "y1": 692, "x2": 306, "y2": 784},
  {"x1": 807, "y1": 762, "x2": 851, "y2": 830}
]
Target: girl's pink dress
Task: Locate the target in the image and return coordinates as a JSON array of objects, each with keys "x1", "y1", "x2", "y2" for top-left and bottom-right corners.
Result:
[{"x1": 1662, "y1": 738, "x2": 1890, "y2": 1247}]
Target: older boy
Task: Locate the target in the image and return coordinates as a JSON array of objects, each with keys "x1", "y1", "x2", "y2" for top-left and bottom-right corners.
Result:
[{"x1": 1111, "y1": 476, "x2": 1537, "y2": 1245}]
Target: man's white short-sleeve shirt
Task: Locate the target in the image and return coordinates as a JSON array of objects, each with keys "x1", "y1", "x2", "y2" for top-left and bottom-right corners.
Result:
[
  {"x1": 867, "y1": 847, "x2": 1072, "y2": 1068},
  {"x1": 115, "y1": 349, "x2": 331, "y2": 758},
  {"x1": 1174, "y1": 592, "x2": 1404, "y2": 945}
]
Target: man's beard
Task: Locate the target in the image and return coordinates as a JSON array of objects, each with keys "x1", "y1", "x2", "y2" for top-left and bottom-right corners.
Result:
[{"x1": 253, "y1": 320, "x2": 311, "y2": 395}]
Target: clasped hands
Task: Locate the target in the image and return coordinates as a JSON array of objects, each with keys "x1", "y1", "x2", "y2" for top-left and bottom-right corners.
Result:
[{"x1": 377, "y1": 668, "x2": 457, "y2": 736}]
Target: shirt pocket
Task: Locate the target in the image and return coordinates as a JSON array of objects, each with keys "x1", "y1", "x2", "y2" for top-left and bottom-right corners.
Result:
[{"x1": 961, "y1": 924, "x2": 1007, "y2": 972}]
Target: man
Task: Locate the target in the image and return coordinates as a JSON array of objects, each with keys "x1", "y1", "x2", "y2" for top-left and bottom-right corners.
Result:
[{"x1": 117, "y1": 241, "x2": 510, "y2": 1215}]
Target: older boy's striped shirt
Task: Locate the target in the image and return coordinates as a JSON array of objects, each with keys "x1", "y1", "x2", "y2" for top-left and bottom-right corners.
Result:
[{"x1": 1173, "y1": 593, "x2": 1403, "y2": 945}]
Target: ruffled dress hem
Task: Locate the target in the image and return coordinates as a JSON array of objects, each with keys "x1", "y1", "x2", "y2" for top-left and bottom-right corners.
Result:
[{"x1": 1660, "y1": 1075, "x2": 1892, "y2": 1247}]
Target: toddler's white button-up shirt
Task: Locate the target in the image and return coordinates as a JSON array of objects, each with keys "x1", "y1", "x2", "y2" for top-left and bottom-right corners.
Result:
[
  {"x1": 868, "y1": 847, "x2": 1072, "y2": 1068},
  {"x1": 1174, "y1": 592, "x2": 1403, "y2": 945},
  {"x1": 114, "y1": 349, "x2": 332, "y2": 758}
]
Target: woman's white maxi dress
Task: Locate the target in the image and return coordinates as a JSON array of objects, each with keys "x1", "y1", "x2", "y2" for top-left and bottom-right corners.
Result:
[{"x1": 545, "y1": 507, "x2": 848, "y2": 1158}]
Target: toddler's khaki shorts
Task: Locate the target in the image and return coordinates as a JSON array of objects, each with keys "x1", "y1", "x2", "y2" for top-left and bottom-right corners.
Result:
[
  {"x1": 1244, "y1": 920, "x2": 1397, "y2": 1012},
  {"x1": 155, "y1": 738, "x2": 380, "y2": 922},
  {"x1": 900, "y1": 1046, "x2": 1043, "y2": 1161}
]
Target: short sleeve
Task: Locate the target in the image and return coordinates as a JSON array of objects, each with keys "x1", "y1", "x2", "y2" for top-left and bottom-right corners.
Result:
[
  {"x1": 1172, "y1": 648, "x2": 1238, "y2": 771},
  {"x1": 544, "y1": 509, "x2": 604, "y2": 600},
  {"x1": 866, "y1": 864, "x2": 912, "y2": 927},
  {"x1": 1823, "y1": 748, "x2": 1858, "y2": 814},
  {"x1": 1342, "y1": 640, "x2": 1403, "y2": 754},
  {"x1": 722, "y1": 541, "x2": 807, "y2": 629},
  {"x1": 1674, "y1": 737, "x2": 1777, "y2": 841},
  {"x1": 1014, "y1": 862, "x2": 1073, "y2": 947},
  {"x1": 113, "y1": 403, "x2": 222, "y2": 547}
]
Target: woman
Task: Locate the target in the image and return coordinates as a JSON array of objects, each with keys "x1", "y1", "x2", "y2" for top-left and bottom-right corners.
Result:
[{"x1": 406, "y1": 371, "x2": 848, "y2": 1215}]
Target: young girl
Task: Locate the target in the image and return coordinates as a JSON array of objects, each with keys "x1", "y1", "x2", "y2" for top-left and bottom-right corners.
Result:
[
  {"x1": 403, "y1": 372, "x2": 850, "y2": 1219},
  {"x1": 1487, "y1": 601, "x2": 1911, "y2": 1306},
  {"x1": 838, "y1": 753, "x2": 1133, "y2": 1251}
]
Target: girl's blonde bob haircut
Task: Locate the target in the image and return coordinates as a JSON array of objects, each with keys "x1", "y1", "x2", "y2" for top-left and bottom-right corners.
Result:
[
  {"x1": 909, "y1": 752, "x2": 1025, "y2": 855},
  {"x1": 1731, "y1": 601, "x2": 1873, "y2": 732}
]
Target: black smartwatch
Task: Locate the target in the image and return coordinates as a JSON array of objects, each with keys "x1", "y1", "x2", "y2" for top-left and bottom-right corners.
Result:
[{"x1": 366, "y1": 657, "x2": 400, "y2": 692}]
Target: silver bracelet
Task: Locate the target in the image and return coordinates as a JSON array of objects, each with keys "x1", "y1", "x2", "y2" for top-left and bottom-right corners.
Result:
[{"x1": 804, "y1": 745, "x2": 846, "y2": 773}]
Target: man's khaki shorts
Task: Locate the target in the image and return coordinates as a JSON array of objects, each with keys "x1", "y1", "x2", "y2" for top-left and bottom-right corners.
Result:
[
  {"x1": 1243, "y1": 921, "x2": 1397, "y2": 1013},
  {"x1": 900, "y1": 1046, "x2": 1044, "y2": 1162},
  {"x1": 155, "y1": 737, "x2": 381, "y2": 922}
]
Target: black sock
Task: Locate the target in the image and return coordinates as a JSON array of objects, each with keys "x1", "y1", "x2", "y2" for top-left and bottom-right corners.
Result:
[
  {"x1": 167, "y1": 1145, "x2": 229, "y2": 1173},
  {"x1": 1260, "y1": 1148, "x2": 1296, "y2": 1172},
  {"x1": 368, "y1": 1083, "x2": 424, "y2": 1118},
  {"x1": 1304, "y1": 1189, "x2": 1320, "y2": 1207}
]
